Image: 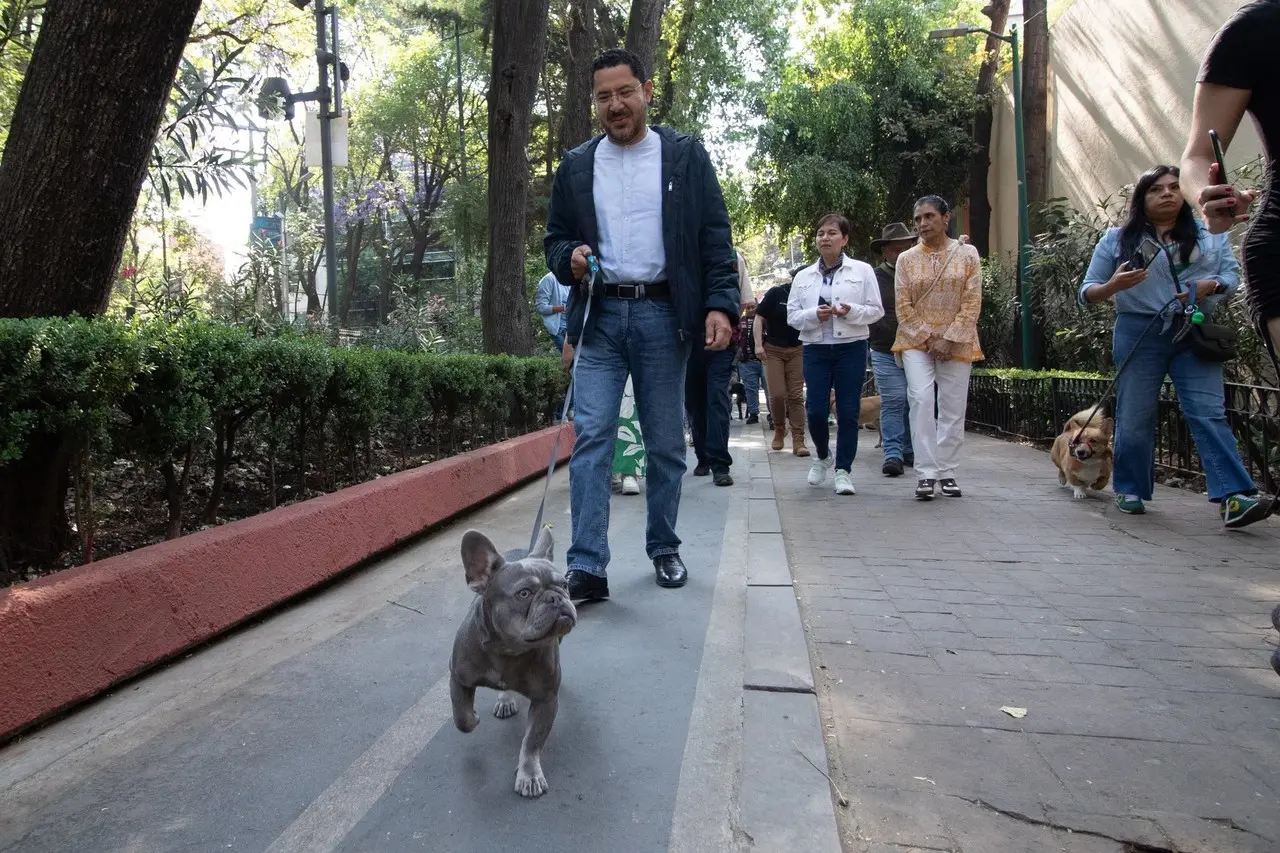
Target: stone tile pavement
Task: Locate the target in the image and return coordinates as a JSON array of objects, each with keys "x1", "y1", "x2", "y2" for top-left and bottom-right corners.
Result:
[{"x1": 769, "y1": 430, "x2": 1280, "y2": 853}]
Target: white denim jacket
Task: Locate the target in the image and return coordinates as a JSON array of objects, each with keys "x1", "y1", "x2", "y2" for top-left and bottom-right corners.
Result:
[{"x1": 786, "y1": 255, "x2": 885, "y2": 344}]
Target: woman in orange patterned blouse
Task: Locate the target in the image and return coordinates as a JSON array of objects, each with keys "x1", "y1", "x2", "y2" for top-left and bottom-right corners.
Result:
[{"x1": 891, "y1": 196, "x2": 983, "y2": 500}]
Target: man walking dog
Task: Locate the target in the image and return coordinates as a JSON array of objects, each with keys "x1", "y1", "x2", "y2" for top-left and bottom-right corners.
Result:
[{"x1": 546, "y1": 48, "x2": 739, "y2": 601}]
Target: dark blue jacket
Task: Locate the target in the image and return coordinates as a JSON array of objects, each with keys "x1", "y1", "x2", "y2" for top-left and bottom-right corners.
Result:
[{"x1": 544, "y1": 126, "x2": 741, "y2": 345}]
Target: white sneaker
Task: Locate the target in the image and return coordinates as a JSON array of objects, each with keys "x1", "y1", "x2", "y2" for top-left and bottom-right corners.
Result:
[
  {"x1": 834, "y1": 469, "x2": 855, "y2": 495},
  {"x1": 621, "y1": 475, "x2": 641, "y2": 495},
  {"x1": 808, "y1": 456, "x2": 833, "y2": 486}
]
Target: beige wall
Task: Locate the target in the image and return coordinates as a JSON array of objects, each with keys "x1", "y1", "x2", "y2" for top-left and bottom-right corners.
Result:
[{"x1": 986, "y1": 0, "x2": 1262, "y2": 258}]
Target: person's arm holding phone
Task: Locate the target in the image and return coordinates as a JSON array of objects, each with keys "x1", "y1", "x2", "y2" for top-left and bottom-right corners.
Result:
[
  {"x1": 1181, "y1": 6, "x2": 1261, "y2": 234},
  {"x1": 1080, "y1": 230, "x2": 1148, "y2": 305}
]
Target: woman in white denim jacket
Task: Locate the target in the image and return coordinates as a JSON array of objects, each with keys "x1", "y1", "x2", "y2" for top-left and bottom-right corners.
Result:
[{"x1": 787, "y1": 213, "x2": 884, "y2": 495}]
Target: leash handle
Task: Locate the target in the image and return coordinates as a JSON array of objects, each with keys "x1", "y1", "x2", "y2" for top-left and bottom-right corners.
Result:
[{"x1": 528, "y1": 257, "x2": 599, "y2": 552}]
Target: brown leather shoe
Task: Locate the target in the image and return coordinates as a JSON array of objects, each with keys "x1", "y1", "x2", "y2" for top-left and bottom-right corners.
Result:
[
  {"x1": 792, "y1": 433, "x2": 811, "y2": 457},
  {"x1": 771, "y1": 427, "x2": 786, "y2": 451}
]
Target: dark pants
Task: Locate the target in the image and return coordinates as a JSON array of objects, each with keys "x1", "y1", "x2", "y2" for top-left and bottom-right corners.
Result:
[
  {"x1": 686, "y1": 342, "x2": 735, "y2": 469},
  {"x1": 803, "y1": 341, "x2": 868, "y2": 471}
]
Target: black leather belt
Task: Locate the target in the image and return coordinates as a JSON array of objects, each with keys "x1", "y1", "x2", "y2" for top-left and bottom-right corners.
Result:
[{"x1": 603, "y1": 281, "x2": 670, "y2": 300}]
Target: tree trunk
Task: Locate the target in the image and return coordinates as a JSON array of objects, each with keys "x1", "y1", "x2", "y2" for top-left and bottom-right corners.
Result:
[
  {"x1": 651, "y1": 0, "x2": 695, "y2": 125},
  {"x1": 0, "y1": 0, "x2": 200, "y2": 570},
  {"x1": 0, "y1": 433, "x2": 73, "y2": 572},
  {"x1": 624, "y1": 0, "x2": 665, "y2": 78},
  {"x1": 481, "y1": 0, "x2": 549, "y2": 356},
  {"x1": 967, "y1": 0, "x2": 1011, "y2": 257},
  {"x1": 559, "y1": 0, "x2": 596, "y2": 151},
  {"x1": 1022, "y1": 0, "x2": 1050, "y2": 225},
  {"x1": 0, "y1": 0, "x2": 202, "y2": 317},
  {"x1": 596, "y1": 0, "x2": 621, "y2": 50}
]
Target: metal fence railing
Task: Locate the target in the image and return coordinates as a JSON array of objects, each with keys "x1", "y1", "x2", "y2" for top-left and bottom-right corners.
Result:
[{"x1": 967, "y1": 374, "x2": 1280, "y2": 494}]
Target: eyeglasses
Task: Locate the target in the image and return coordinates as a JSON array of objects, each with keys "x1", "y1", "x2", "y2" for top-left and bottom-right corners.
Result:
[{"x1": 594, "y1": 85, "x2": 640, "y2": 106}]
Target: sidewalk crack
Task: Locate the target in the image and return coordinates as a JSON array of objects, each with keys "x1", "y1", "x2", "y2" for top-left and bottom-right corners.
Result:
[{"x1": 942, "y1": 795, "x2": 1179, "y2": 851}]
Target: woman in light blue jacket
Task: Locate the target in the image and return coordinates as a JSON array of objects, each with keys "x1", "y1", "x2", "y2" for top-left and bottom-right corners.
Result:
[{"x1": 1079, "y1": 165, "x2": 1267, "y2": 528}]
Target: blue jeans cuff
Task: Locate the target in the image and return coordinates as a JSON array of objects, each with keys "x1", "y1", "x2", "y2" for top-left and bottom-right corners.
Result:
[
  {"x1": 567, "y1": 563, "x2": 607, "y2": 578},
  {"x1": 648, "y1": 546, "x2": 680, "y2": 559}
]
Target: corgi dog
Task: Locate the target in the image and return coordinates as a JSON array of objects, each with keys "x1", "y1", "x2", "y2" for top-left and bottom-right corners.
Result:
[
  {"x1": 859, "y1": 394, "x2": 882, "y2": 429},
  {"x1": 1051, "y1": 409, "x2": 1114, "y2": 499}
]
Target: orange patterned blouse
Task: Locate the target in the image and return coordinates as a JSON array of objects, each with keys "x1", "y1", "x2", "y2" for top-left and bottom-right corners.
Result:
[{"x1": 890, "y1": 239, "x2": 984, "y2": 363}]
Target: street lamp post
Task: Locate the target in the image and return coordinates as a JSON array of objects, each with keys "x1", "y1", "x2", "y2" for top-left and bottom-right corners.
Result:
[
  {"x1": 260, "y1": 1, "x2": 347, "y2": 322},
  {"x1": 931, "y1": 23, "x2": 1035, "y2": 369}
]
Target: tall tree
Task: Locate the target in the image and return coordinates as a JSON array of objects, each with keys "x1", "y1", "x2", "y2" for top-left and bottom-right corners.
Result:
[
  {"x1": 1022, "y1": 0, "x2": 1049, "y2": 222},
  {"x1": 481, "y1": 0, "x2": 549, "y2": 354},
  {"x1": 624, "y1": 0, "x2": 664, "y2": 76},
  {"x1": 967, "y1": 0, "x2": 1011, "y2": 256},
  {"x1": 0, "y1": 0, "x2": 203, "y2": 572},
  {"x1": 559, "y1": 0, "x2": 596, "y2": 151},
  {"x1": 750, "y1": 0, "x2": 980, "y2": 248},
  {"x1": 0, "y1": 0, "x2": 203, "y2": 318}
]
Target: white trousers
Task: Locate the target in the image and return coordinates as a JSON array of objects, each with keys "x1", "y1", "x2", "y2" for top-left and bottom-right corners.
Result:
[{"x1": 902, "y1": 350, "x2": 973, "y2": 480}]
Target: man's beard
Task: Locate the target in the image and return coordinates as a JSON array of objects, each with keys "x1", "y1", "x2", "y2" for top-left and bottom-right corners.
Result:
[{"x1": 606, "y1": 111, "x2": 644, "y2": 143}]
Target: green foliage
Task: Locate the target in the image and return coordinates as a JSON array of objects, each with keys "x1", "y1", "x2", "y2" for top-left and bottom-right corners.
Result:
[
  {"x1": 749, "y1": 0, "x2": 984, "y2": 248},
  {"x1": 0, "y1": 316, "x2": 567, "y2": 547},
  {"x1": 651, "y1": 0, "x2": 790, "y2": 135},
  {"x1": 0, "y1": 317, "x2": 141, "y2": 464},
  {"x1": 973, "y1": 367, "x2": 1108, "y2": 381},
  {"x1": 0, "y1": 0, "x2": 41, "y2": 153}
]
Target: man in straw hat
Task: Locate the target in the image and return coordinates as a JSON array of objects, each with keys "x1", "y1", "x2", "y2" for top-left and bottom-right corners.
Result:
[{"x1": 868, "y1": 222, "x2": 918, "y2": 477}]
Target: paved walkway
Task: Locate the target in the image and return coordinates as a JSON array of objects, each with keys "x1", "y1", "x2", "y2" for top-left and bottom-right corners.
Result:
[
  {"x1": 2, "y1": 422, "x2": 1278, "y2": 853},
  {"x1": 0, "y1": 424, "x2": 838, "y2": 853},
  {"x1": 771, "y1": 429, "x2": 1280, "y2": 853}
]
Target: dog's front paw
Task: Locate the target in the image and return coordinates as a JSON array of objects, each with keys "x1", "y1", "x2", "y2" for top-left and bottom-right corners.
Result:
[
  {"x1": 455, "y1": 710, "x2": 479, "y2": 733},
  {"x1": 493, "y1": 692, "x2": 519, "y2": 719},
  {"x1": 515, "y1": 763, "x2": 548, "y2": 798},
  {"x1": 1071, "y1": 486, "x2": 1087, "y2": 500}
]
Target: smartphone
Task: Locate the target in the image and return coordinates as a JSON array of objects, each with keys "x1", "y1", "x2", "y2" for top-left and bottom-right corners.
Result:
[
  {"x1": 1209, "y1": 129, "x2": 1230, "y2": 184},
  {"x1": 1130, "y1": 236, "x2": 1161, "y2": 271}
]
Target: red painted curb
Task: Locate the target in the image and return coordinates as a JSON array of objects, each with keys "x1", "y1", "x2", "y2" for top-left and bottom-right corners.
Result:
[{"x1": 0, "y1": 423, "x2": 575, "y2": 743}]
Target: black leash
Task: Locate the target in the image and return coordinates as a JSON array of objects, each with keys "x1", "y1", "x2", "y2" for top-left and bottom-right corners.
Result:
[
  {"x1": 1073, "y1": 241, "x2": 1203, "y2": 446},
  {"x1": 1069, "y1": 297, "x2": 1179, "y2": 448}
]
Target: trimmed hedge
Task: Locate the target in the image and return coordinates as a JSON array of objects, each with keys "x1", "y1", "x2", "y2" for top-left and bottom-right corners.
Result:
[{"x1": 0, "y1": 317, "x2": 567, "y2": 558}]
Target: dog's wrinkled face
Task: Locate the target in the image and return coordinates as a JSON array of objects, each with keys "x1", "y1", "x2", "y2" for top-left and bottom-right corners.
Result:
[
  {"x1": 1070, "y1": 418, "x2": 1114, "y2": 461},
  {"x1": 461, "y1": 529, "x2": 577, "y2": 648}
]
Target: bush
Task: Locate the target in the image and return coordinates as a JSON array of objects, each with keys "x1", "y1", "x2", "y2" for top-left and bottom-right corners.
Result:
[{"x1": 0, "y1": 316, "x2": 567, "y2": 570}]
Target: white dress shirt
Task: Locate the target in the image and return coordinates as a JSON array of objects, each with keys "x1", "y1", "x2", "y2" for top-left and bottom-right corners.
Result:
[{"x1": 592, "y1": 128, "x2": 666, "y2": 284}]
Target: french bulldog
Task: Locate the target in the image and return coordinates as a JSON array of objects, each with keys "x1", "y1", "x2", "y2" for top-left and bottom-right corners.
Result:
[{"x1": 450, "y1": 527, "x2": 577, "y2": 797}]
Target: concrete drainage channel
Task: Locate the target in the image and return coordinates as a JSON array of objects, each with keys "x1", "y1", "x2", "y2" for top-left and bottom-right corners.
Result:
[{"x1": 737, "y1": 428, "x2": 843, "y2": 852}]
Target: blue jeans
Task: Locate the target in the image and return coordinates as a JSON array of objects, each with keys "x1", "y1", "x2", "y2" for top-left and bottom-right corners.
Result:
[
  {"x1": 551, "y1": 330, "x2": 566, "y2": 352},
  {"x1": 870, "y1": 349, "x2": 912, "y2": 462},
  {"x1": 803, "y1": 341, "x2": 867, "y2": 471},
  {"x1": 686, "y1": 343, "x2": 735, "y2": 469},
  {"x1": 568, "y1": 297, "x2": 689, "y2": 576},
  {"x1": 1112, "y1": 312, "x2": 1255, "y2": 502},
  {"x1": 738, "y1": 360, "x2": 763, "y2": 415}
]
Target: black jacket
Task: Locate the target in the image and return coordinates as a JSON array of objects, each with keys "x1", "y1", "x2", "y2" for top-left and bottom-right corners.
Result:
[
  {"x1": 544, "y1": 126, "x2": 740, "y2": 345},
  {"x1": 868, "y1": 262, "x2": 899, "y2": 353}
]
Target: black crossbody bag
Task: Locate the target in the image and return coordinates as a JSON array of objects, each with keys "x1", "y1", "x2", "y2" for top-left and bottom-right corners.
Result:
[{"x1": 1163, "y1": 242, "x2": 1238, "y2": 363}]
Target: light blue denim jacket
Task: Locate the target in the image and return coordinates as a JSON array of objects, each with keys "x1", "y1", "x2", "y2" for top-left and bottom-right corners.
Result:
[{"x1": 1077, "y1": 224, "x2": 1240, "y2": 318}]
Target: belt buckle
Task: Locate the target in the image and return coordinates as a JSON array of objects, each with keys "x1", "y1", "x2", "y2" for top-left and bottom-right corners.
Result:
[{"x1": 619, "y1": 283, "x2": 643, "y2": 299}]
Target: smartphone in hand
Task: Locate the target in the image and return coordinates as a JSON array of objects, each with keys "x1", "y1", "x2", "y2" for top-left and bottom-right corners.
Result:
[
  {"x1": 1209, "y1": 129, "x2": 1230, "y2": 184},
  {"x1": 1130, "y1": 236, "x2": 1161, "y2": 271}
]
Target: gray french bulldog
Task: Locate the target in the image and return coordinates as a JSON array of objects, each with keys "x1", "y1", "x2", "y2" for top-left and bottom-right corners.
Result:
[{"x1": 450, "y1": 527, "x2": 577, "y2": 797}]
